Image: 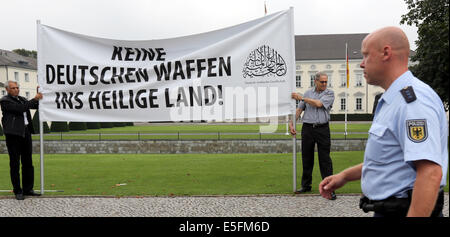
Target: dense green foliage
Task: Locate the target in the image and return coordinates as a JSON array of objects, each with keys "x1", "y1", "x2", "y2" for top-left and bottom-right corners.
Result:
[
  {"x1": 12, "y1": 48, "x2": 37, "y2": 58},
  {"x1": 68, "y1": 122, "x2": 87, "y2": 131},
  {"x1": 32, "y1": 111, "x2": 50, "y2": 134},
  {"x1": 401, "y1": 0, "x2": 449, "y2": 109},
  {"x1": 50, "y1": 121, "x2": 69, "y2": 132}
]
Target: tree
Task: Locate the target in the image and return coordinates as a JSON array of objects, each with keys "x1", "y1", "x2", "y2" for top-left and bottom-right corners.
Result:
[
  {"x1": 401, "y1": 0, "x2": 449, "y2": 110},
  {"x1": 12, "y1": 48, "x2": 37, "y2": 59}
]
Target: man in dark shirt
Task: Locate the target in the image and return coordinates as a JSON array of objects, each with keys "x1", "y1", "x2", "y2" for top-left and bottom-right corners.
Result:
[{"x1": 0, "y1": 81, "x2": 43, "y2": 200}]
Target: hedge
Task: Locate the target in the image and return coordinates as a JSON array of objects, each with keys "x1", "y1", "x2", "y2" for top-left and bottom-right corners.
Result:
[
  {"x1": 69, "y1": 122, "x2": 87, "y2": 131},
  {"x1": 50, "y1": 121, "x2": 69, "y2": 132},
  {"x1": 330, "y1": 113, "x2": 374, "y2": 121},
  {"x1": 86, "y1": 122, "x2": 101, "y2": 129},
  {"x1": 32, "y1": 111, "x2": 50, "y2": 134}
]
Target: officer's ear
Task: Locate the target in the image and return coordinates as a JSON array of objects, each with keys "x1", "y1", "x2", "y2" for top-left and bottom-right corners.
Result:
[{"x1": 381, "y1": 45, "x2": 392, "y2": 62}]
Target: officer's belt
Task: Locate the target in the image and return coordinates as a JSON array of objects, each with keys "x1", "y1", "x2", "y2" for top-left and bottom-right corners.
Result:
[
  {"x1": 359, "y1": 189, "x2": 444, "y2": 217},
  {"x1": 303, "y1": 122, "x2": 329, "y2": 128}
]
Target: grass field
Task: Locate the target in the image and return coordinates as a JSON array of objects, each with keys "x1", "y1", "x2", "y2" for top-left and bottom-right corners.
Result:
[
  {"x1": 1, "y1": 152, "x2": 447, "y2": 197},
  {"x1": 0, "y1": 152, "x2": 367, "y2": 196}
]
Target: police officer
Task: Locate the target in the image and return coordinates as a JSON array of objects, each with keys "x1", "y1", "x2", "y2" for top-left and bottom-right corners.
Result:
[
  {"x1": 290, "y1": 72, "x2": 336, "y2": 200},
  {"x1": 318, "y1": 26, "x2": 448, "y2": 217}
]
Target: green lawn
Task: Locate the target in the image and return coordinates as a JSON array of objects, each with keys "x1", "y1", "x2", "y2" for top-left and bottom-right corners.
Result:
[
  {"x1": 0, "y1": 152, "x2": 366, "y2": 196},
  {"x1": 2, "y1": 123, "x2": 371, "y2": 140},
  {"x1": 1, "y1": 151, "x2": 447, "y2": 196},
  {"x1": 47, "y1": 122, "x2": 371, "y2": 133}
]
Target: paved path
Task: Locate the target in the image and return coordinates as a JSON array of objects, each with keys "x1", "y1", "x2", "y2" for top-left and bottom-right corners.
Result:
[{"x1": 0, "y1": 194, "x2": 448, "y2": 217}]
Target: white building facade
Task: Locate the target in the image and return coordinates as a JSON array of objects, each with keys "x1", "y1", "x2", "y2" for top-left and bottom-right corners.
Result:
[
  {"x1": 294, "y1": 59, "x2": 384, "y2": 115},
  {"x1": 293, "y1": 34, "x2": 412, "y2": 115},
  {"x1": 0, "y1": 49, "x2": 39, "y2": 119}
]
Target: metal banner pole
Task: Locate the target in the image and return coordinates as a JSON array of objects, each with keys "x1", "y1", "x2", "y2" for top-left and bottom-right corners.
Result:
[
  {"x1": 285, "y1": 115, "x2": 289, "y2": 135},
  {"x1": 37, "y1": 19, "x2": 44, "y2": 195},
  {"x1": 292, "y1": 113, "x2": 297, "y2": 192},
  {"x1": 39, "y1": 119, "x2": 44, "y2": 195},
  {"x1": 288, "y1": 7, "x2": 297, "y2": 193}
]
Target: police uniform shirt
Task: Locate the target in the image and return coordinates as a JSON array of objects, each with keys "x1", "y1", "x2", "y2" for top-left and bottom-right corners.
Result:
[
  {"x1": 298, "y1": 88, "x2": 334, "y2": 124},
  {"x1": 362, "y1": 71, "x2": 448, "y2": 201}
]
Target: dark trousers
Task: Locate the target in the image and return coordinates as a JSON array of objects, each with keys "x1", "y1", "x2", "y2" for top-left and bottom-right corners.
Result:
[
  {"x1": 300, "y1": 123, "x2": 333, "y2": 188},
  {"x1": 371, "y1": 189, "x2": 445, "y2": 217},
  {"x1": 5, "y1": 128, "x2": 34, "y2": 194},
  {"x1": 374, "y1": 211, "x2": 444, "y2": 217}
]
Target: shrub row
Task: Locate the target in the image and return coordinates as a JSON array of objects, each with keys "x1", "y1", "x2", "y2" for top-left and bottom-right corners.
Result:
[
  {"x1": 29, "y1": 111, "x2": 134, "y2": 133},
  {"x1": 330, "y1": 113, "x2": 374, "y2": 121}
]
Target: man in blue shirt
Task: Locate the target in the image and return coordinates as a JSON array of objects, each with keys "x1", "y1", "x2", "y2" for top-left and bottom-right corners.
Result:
[
  {"x1": 290, "y1": 72, "x2": 336, "y2": 200},
  {"x1": 319, "y1": 26, "x2": 448, "y2": 217}
]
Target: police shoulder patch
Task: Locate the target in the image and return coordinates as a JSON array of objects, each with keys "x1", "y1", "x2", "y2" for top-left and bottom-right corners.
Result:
[
  {"x1": 400, "y1": 86, "x2": 417, "y2": 103},
  {"x1": 406, "y1": 119, "x2": 428, "y2": 143}
]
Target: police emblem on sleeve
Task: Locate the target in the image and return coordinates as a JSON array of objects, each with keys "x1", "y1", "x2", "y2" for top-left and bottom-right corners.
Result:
[{"x1": 406, "y1": 119, "x2": 428, "y2": 143}]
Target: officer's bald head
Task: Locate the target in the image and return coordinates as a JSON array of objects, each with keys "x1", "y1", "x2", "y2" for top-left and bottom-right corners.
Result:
[
  {"x1": 361, "y1": 27, "x2": 411, "y2": 89},
  {"x1": 364, "y1": 26, "x2": 410, "y2": 62}
]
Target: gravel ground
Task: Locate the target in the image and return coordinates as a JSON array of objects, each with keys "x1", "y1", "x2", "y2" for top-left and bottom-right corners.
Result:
[{"x1": 0, "y1": 194, "x2": 448, "y2": 217}]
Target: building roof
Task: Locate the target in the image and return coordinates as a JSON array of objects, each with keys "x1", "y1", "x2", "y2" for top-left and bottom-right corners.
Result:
[
  {"x1": 295, "y1": 33, "x2": 416, "y2": 61},
  {"x1": 295, "y1": 33, "x2": 368, "y2": 61},
  {"x1": 0, "y1": 49, "x2": 37, "y2": 70}
]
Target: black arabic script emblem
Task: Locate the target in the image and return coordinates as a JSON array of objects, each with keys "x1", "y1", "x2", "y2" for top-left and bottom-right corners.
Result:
[{"x1": 242, "y1": 45, "x2": 287, "y2": 78}]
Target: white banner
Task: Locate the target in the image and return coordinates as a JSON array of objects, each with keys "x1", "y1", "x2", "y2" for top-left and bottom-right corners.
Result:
[{"x1": 37, "y1": 9, "x2": 295, "y2": 122}]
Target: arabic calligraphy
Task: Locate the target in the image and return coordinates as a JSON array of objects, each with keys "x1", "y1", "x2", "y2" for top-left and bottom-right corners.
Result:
[{"x1": 242, "y1": 45, "x2": 287, "y2": 78}]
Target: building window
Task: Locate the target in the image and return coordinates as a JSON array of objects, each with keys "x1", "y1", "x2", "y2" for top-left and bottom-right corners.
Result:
[
  {"x1": 296, "y1": 74, "x2": 302, "y2": 88},
  {"x1": 356, "y1": 73, "x2": 363, "y2": 87},
  {"x1": 2, "y1": 90, "x2": 5, "y2": 96},
  {"x1": 26, "y1": 92, "x2": 30, "y2": 99},
  {"x1": 309, "y1": 73, "x2": 316, "y2": 87},
  {"x1": 25, "y1": 73, "x2": 30, "y2": 82},
  {"x1": 356, "y1": 98, "x2": 362, "y2": 110},
  {"x1": 14, "y1": 72, "x2": 19, "y2": 81},
  {"x1": 327, "y1": 73, "x2": 333, "y2": 88},
  {"x1": 340, "y1": 73, "x2": 347, "y2": 87},
  {"x1": 340, "y1": 98, "x2": 346, "y2": 111}
]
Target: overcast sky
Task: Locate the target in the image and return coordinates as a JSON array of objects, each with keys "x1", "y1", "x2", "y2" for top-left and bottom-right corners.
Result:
[{"x1": 0, "y1": 0, "x2": 418, "y2": 51}]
